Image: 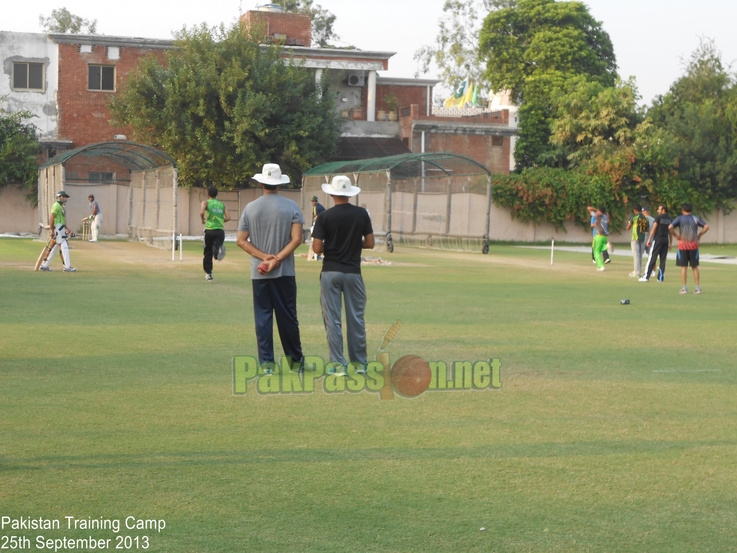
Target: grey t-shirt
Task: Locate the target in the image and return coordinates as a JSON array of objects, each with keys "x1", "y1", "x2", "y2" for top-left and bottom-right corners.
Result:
[
  {"x1": 89, "y1": 200, "x2": 101, "y2": 215},
  {"x1": 237, "y1": 194, "x2": 304, "y2": 279}
]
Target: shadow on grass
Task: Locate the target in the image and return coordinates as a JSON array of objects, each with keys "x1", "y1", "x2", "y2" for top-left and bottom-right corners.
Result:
[{"x1": 3, "y1": 439, "x2": 733, "y2": 471}]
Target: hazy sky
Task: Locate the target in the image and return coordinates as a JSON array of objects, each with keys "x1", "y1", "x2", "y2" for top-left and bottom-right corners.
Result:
[{"x1": 5, "y1": 0, "x2": 737, "y2": 105}]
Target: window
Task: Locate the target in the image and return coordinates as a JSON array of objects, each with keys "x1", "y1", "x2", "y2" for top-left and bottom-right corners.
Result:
[
  {"x1": 491, "y1": 136, "x2": 504, "y2": 147},
  {"x1": 89, "y1": 172, "x2": 115, "y2": 183},
  {"x1": 88, "y1": 65, "x2": 115, "y2": 91},
  {"x1": 13, "y1": 62, "x2": 44, "y2": 91}
]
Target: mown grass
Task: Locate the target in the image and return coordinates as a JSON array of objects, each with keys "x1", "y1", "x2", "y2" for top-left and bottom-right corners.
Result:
[{"x1": 1, "y1": 238, "x2": 736, "y2": 552}]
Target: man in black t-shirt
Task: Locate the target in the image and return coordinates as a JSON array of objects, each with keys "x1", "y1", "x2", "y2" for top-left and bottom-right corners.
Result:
[
  {"x1": 640, "y1": 204, "x2": 673, "y2": 282},
  {"x1": 312, "y1": 175, "x2": 374, "y2": 373}
]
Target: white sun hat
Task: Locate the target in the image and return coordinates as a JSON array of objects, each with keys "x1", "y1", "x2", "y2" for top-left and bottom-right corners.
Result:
[
  {"x1": 321, "y1": 175, "x2": 361, "y2": 197},
  {"x1": 253, "y1": 163, "x2": 290, "y2": 185}
]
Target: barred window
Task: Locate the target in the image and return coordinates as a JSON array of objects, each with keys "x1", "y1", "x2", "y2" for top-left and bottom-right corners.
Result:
[
  {"x1": 89, "y1": 172, "x2": 115, "y2": 183},
  {"x1": 88, "y1": 65, "x2": 115, "y2": 91},
  {"x1": 13, "y1": 62, "x2": 44, "y2": 91}
]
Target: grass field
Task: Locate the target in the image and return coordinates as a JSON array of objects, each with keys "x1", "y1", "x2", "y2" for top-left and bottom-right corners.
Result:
[{"x1": 2, "y1": 237, "x2": 736, "y2": 552}]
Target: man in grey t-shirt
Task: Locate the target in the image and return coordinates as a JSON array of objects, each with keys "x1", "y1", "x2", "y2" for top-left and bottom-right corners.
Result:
[
  {"x1": 87, "y1": 194, "x2": 102, "y2": 242},
  {"x1": 236, "y1": 163, "x2": 304, "y2": 367}
]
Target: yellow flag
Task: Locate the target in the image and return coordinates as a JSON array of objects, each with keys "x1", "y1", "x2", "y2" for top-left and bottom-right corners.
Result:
[
  {"x1": 458, "y1": 82, "x2": 475, "y2": 107},
  {"x1": 444, "y1": 79, "x2": 467, "y2": 108}
]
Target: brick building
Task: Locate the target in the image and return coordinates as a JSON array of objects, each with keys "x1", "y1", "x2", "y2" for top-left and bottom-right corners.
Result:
[{"x1": 1, "y1": 5, "x2": 516, "y2": 190}]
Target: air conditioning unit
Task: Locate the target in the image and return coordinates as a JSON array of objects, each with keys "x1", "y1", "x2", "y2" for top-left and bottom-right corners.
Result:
[{"x1": 346, "y1": 72, "x2": 365, "y2": 87}]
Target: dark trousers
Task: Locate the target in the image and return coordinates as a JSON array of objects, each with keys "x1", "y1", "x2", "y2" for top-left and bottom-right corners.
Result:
[
  {"x1": 252, "y1": 277, "x2": 303, "y2": 364},
  {"x1": 203, "y1": 229, "x2": 224, "y2": 274},
  {"x1": 645, "y1": 238, "x2": 669, "y2": 281}
]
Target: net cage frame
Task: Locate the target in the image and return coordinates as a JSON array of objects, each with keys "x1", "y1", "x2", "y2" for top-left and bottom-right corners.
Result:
[
  {"x1": 38, "y1": 141, "x2": 179, "y2": 252},
  {"x1": 302, "y1": 152, "x2": 493, "y2": 253}
]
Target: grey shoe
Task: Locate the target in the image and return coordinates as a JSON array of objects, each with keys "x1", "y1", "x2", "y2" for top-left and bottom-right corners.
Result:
[
  {"x1": 327, "y1": 365, "x2": 347, "y2": 376},
  {"x1": 215, "y1": 243, "x2": 226, "y2": 261},
  {"x1": 63, "y1": 267, "x2": 77, "y2": 272},
  {"x1": 39, "y1": 265, "x2": 52, "y2": 272},
  {"x1": 205, "y1": 273, "x2": 213, "y2": 281}
]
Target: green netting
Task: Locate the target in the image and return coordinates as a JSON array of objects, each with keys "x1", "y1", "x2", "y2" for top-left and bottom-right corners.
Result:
[
  {"x1": 40, "y1": 141, "x2": 176, "y2": 171},
  {"x1": 303, "y1": 153, "x2": 493, "y2": 253},
  {"x1": 305, "y1": 152, "x2": 490, "y2": 180}
]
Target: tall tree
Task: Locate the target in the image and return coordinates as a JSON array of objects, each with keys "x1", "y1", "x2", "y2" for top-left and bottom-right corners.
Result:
[
  {"x1": 109, "y1": 23, "x2": 341, "y2": 188},
  {"x1": 414, "y1": 0, "x2": 504, "y2": 91},
  {"x1": 478, "y1": 0, "x2": 617, "y2": 169},
  {"x1": 278, "y1": 0, "x2": 339, "y2": 47},
  {"x1": 39, "y1": 7, "x2": 98, "y2": 34},
  {"x1": 646, "y1": 39, "x2": 737, "y2": 211},
  {"x1": 0, "y1": 106, "x2": 40, "y2": 193},
  {"x1": 550, "y1": 76, "x2": 642, "y2": 167}
]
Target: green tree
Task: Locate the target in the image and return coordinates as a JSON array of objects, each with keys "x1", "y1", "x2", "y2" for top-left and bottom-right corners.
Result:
[
  {"x1": 109, "y1": 23, "x2": 341, "y2": 188},
  {"x1": 646, "y1": 39, "x2": 737, "y2": 212},
  {"x1": 478, "y1": 0, "x2": 617, "y2": 168},
  {"x1": 39, "y1": 7, "x2": 97, "y2": 34},
  {"x1": 549, "y1": 77, "x2": 642, "y2": 166},
  {"x1": 277, "y1": 0, "x2": 339, "y2": 47},
  {"x1": 0, "y1": 106, "x2": 40, "y2": 194},
  {"x1": 414, "y1": 0, "x2": 502, "y2": 91}
]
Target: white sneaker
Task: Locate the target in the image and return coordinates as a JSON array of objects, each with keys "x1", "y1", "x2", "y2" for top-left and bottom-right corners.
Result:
[
  {"x1": 680, "y1": 287, "x2": 687, "y2": 294},
  {"x1": 638, "y1": 277, "x2": 648, "y2": 282},
  {"x1": 63, "y1": 267, "x2": 77, "y2": 272},
  {"x1": 694, "y1": 287, "x2": 702, "y2": 294},
  {"x1": 39, "y1": 265, "x2": 52, "y2": 272},
  {"x1": 205, "y1": 274, "x2": 213, "y2": 281},
  {"x1": 596, "y1": 267, "x2": 605, "y2": 272},
  {"x1": 629, "y1": 271, "x2": 637, "y2": 277}
]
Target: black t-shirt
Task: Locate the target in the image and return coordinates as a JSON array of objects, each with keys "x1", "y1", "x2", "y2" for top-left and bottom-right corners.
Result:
[
  {"x1": 312, "y1": 203, "x2": 373, "y2": 274},
  {"x1": 653, "y1": 213, "x2": 673, "y2": 241}
]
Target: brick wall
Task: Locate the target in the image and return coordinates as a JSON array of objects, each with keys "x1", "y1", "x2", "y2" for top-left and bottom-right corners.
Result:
[
  {"x1": 376, "y1": 85, "x2": 432, "y2": 116},
  {"x1": 241, "y1": 11, "x2": 312, "y2": 47},
  {"x1": 64, "y1": 156, "x2": 131, "y2": 184},
  {"x1": 57, "y1": 43, "x2": 167, "y2": 146},
  {"x1": 400, "y1": 105, "x2": 512, "y2": 175},
  {"x1": 422, "y1": 133, "x2": 511, "y2": 175}
]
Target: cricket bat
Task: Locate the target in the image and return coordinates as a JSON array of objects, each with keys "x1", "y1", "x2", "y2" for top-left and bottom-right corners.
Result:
[
  {"x1": 34, "y1": 236, "x2": 55, "y2": 271},
  {"x1": 378, "y1": 320, "x2": 401, "y2": 400}
]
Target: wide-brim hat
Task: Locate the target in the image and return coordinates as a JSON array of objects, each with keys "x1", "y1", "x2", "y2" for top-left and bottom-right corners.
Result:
[
  {"x1": 57, "y1": 190, "x2": 70, "y2": 197},
  {"x1": 253, "y1": 163, "x2": 290, "y2": 185},
  {"x1": 321, "y1": 175, "x2": 360, "y2": 197}
]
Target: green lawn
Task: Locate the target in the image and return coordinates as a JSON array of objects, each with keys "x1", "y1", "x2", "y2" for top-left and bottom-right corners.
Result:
[{"x1": 1, "y1": 238, "x2": 736, "y2": 552}]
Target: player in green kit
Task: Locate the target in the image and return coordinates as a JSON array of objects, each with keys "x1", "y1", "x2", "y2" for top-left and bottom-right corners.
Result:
[
  {"x1": 40, "y1": 190, "x2": 76, "y2": 272},
  {"x1": 200, "y1": 186, "x2": 230, "y2": 282}
]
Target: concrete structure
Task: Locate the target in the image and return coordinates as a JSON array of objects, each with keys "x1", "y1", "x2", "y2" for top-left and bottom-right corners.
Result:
[
  {"x1": 0, "y1": 31, "x2": 63, "y2": 156},
  {"x1": 1, "y1": 6, "x2": 522, "y2": 239}
]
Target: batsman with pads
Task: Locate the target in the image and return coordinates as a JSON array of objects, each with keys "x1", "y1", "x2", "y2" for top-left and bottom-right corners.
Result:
[{"x1": 38, "y1": 190, "x2": 77, "y2": 272}]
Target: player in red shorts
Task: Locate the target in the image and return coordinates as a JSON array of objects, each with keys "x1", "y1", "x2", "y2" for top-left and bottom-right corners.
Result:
[{"x1": 669, "y1": 203, "x2": 709, "y2": 294}]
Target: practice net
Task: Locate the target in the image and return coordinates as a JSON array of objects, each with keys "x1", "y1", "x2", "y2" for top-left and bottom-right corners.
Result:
[{"x1": 302, "y1": 153, "x2": 493, "y2": 253}]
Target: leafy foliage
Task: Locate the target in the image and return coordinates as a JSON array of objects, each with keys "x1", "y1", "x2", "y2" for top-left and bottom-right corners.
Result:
[
  {"x1": 646, "y1": 39, "x2": 737, "y2": 212},
  {"x1": 0, "y1": 106, "x2": 40, "y2": 193},
  {"x1": 278, "y1": 0, "x2": 340, "y2": 47},
  {"x1": 38, "y1": 8, "x2": 97, "y2": 34},
  {"x1": 109, "y1": 23, "x2": 342, "y2": 188},
  {"x1": 492, "y1": 167, "x2": 628, "y2": 231},
  {"x1": 479, "y1": 0, "x2": 617, "y2": 168},
  {"x1": 414, "y1": 0, "x2": 501, "y2": 91}
]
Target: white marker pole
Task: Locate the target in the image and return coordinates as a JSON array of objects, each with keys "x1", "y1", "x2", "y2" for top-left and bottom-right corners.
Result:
[
  {"x1": 179, "y1": 234, "x2": 183, "y2": 262},
  {"x1": 171, "y1": 233, "x2": 175, "y2": 262},
  {"x1": 550, "y1": 238, "x2": 555, "y2": 265}
]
